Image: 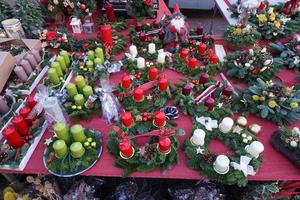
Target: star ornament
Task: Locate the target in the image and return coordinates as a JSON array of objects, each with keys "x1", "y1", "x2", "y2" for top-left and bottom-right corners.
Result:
[
  {"x1": 230, "y1": 156, "x2": 256, "y2": 177},
  {"x1": 195, "y1": 116, "x2": 218, "y2": 131},
  {"x1": 44, "y1": 138, "x2": 53, "y2": 146},
  {"x1": 196, "y1": 147, "x2": 204, "y2": 154},
  {"x1": 232, "y1": 125, "x2": 243, "y2": 135}
]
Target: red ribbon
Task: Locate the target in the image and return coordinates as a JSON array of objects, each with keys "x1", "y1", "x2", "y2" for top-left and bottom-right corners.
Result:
[
  {"x1": 194, "y1": 81, "x2": 222, "y2": 104},
  {"x1": 118, "y1": 80, "x2": 158, "y2": 100}
]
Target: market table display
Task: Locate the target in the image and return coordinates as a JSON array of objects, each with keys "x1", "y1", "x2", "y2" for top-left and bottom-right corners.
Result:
[{"x1": 0, "y1": 0, "x2": 300, "y2": 186}]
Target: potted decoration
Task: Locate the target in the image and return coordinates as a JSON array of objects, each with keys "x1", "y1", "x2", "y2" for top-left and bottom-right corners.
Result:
[{"x1": 223, "y1": 24, "x2": 261, "y2": 50}]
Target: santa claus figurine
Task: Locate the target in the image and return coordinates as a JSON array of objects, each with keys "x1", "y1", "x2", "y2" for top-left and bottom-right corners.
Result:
[{"x1": 164, "y1": 4, "x2": 190, "y2": 52}]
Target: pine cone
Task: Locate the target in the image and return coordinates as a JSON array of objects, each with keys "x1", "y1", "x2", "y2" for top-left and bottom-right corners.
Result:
[
  {"x1": 201, "y1": 153, "x2": 214, "y2": 164},
  {"x1": 268, "y1": 83, "x2": 284, "y2": 96},
  {"x1": 140, "y1": 144, "x2": 156, "y2": 162}
]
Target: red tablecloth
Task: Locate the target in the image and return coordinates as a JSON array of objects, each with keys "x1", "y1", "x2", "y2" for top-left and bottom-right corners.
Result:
[{"x1": 1, "y1": 0, "x2": 300, "y2": 181}]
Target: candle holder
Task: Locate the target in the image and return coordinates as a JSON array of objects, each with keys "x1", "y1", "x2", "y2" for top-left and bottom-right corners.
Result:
[{"x1": 119, "y1": 147, "x2": 135, "y2": 159}]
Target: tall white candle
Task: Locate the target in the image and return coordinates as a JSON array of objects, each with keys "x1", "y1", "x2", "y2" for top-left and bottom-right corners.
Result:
[
  {"x1": 0, "y1": 96, "x2": 10, "y2": 114},
  {"x1": 137, "y1": 57, "x2": 145, "y2": 69},
  {"x1": 157, "y1": 52, "x2": 166, "y2": 64},
  {"x1": 129, "y1": 45, "x2": 137, "y2": 57},
  {"x1": 148, "y1": 43, "x2": 156, "y2": 54},
  {"x1": 14, "y1": 66, "x2": 28, "y2": 82},
  {"x1": 214, "y1": 155, "x2": 230, "y2": 174},
  {"x1": 219, "y1": 117, "x2": 234, "y2": 133},
  {"x1": 245, "y1": 141, "x2": 264, "y2": 158},
  {"x1": 190, "y1": 129, "x2": 205, "y2": 146}
]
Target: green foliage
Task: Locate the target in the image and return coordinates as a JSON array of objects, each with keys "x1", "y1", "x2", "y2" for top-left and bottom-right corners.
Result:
[
  {"x1": 15, "y1": 0, "x2": 44, "y2": 39},
  {"x1": 129, "y1": 27, "x2": 164, "y2": 50},
  {"x1": 127, "y1": 0, "x2": 155, "y2": 19},
  {"x1": 241, "y1": 182, "x2": 280, "y2": 200},
  {"x1": 0, "y1": 0, "x2": 13, "y2": 28}
]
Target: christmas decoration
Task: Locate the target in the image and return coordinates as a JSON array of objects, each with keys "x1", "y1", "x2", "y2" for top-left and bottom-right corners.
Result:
[
  {"x1": 271, "y1": 127, "x2": 300, "y2": 168},
  {"x1": 127, "y1": 0, "x2": 156, "y2": 19},
  {"x1": 234, "y1": 79, "x2": 300, "y2": 125},
  {"x1": 224, "y1": 48, "x2": 281, "y2": 83},
  {"x1": 184, "y1": 117, "x2": 263, "y2": 187},
  {"x1": 15, "y1": 0, "x2": 44, "y2": 38},
  {"x1": 38, "y1": 29, "x2": 69, "y2": 49},
  {"x1": 0, "y1": 0, "x2": 14, "y2": 28}
]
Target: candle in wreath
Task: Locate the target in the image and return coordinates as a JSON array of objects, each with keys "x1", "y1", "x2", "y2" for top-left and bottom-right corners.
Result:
[
  {"x1": 101, "y1": 25, "x2": 113, "y2": 44},
  {"x1": 157, "y1": 52, "x2": 166, "y2": 64},
  {"x1": 245, "y1": 141, "x2": 264, "y2": 158},
  {"x1": 182, "y1": 83, "x2": 193, "y2": 96},
  {"x1": 204, "y1": 97, "x2": 215, "y2": 111},
  {"x1": 158, "y1": 78, "x2": 168, "y2": 91},
  {"x1": 133, "y1": 88, "x2": 144, "y2": 102},
  {"x1": 121, "y1": 75, "x2": 131, "y2": 89},
  {"x1": 148, "y1": 43, "x2": 156, "y2": 54},
  {"x1": 188, "y1": 57, "x2": 197, "y2": 69},
  {"x1": 190, "y1": 129, "x2": 205, "y2": 146},
  {"x1": 51, "y1": 62, "x2": 63, "y2": 76},
  {"x1": 70, "y1": 142, "x2": 85, "y2": 158},
  {"x1": 48, "y1": 68, "x2": 60, "y2": 85},
  {"x1": 219, "y1": 117, "x2": 234, "y2": 133},
  {"x1": 87, "y1": 50, "x2": 95, "y2": 61},
  {"x1": 60, "y1": 50, "x2": 70, "y2": 67},
  {"x1": 199, "y1": 73, "x2": 209, "y2": 84},
  {"x1": 53, "y1": 139, "x2": 68, "y2": 158},
  {"x1": 119, "y1": 139, "x2": 134, "y2": 158},
  {"x1": 75, "y1": 75, "x2": 86, "y2": 92},
  {"x1": 74, "y1": 94, "x2": 85, "y2": 106},
  {"x1": 222, "y1": 85, "x2": 233, "y2": 97},
  {"x1": 196, "y1": 26, "x2": 204, "y2": 35},
  {"x1": 19, "y1": 106, "x2": 31, "y2": 119},
  {"x1": 53, "y1": 122, "x2": 70, "y2": 142},
  {"x1": 148, "y1": 67, "x2": 158, "y2": 80},
  {"x1": 180, "y1": 48, "x2": 189, "y2": 60},
  {"x1": 198, "y1": 43, "x2": 207, "y2": 55},
  {"x1": 11, "y1": 115, "x2": 29, "y2": 136},
  {"x1": 105, "y1": 3, "x2": 116, "y2": 22},
  {"x1": 26, "y1": 96, "x2": 37, "y2": 108},
  {"x1": 214, "y1": 155, "x2": 230, "y2": 174},
  {"x1": 95, "y1": 47, "x2": 104, "y2": 63},
  {"x1": 154, "y1": 111, "x2": 166, "y2": 127},
  {"x1": 129, "y1": 45, "x2": 137, "y2": 57},
  {"x1": 121, "y1": 112, "x2": 133, "y2": 128},
  {"x1": 83, "y1": 85, "x2": 93, "y2": 98},
  {"x1": 2, "y1": 126, "x2": 25, "y2": 149},
  {"x1": 56, "y1": 56, "x2": 66, "y2": 71},
  {"x1": 86, "y1": 60, "x2": 94, "y2": 70},
  {"x1": 158, "y1": 136, "x2": 171, "y2": 154},
  {"x1": 66, "y1": 83, "x2": 78, "y2": 98},
  {"x1": 71, "y1": 124, "x2": 86, "y2": 143},
  {"x1": 137, "y1": 57, "x2": 145, "y2": 69},
  {"x1": 210, "y1": 55, "x2": 218, "y2": 64},
  {"x1": 94, "y1": 58, "x2": 102, "y2": 66}
]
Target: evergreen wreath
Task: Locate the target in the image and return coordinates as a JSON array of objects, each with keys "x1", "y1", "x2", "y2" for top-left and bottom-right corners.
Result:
[
  {"x1": 224, "y1": 47, "x2": 281, "y2": 83},
  {"x1": 269, "y1": 39, "x2": 300, "y2": 70},
  {"x1": 127, "y1": 0, "x2": 156, "y2": 19},
  {"x1": 129, "y1": 27, "x2": 164, "y2": 50},
  {"x1": 44, "y1": 128, "x2": 102, "y2": 176},
  {"x1": 173, "y1": 76, "x2": 235, "y2": 119},
  {"x1": 107, "y1": 110, "x2": 185, "y2": 177},
  {"x1": 184, "y1": 117, "x2": 263, "y2": 187},
  {"x1": 233, "y1": 78, "x2": 300, "y2": 125}
]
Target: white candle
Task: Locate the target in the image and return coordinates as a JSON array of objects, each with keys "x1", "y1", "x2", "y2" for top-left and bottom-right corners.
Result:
[
  {"x1": 148, "y1": 43, "x2": 156, "y2": 54},
  {"x1": 0, "y1": 96, "x2": 10, "y2": 115},
  {"x1": 219, "y1": 117, "x2": 234, "y2": 133},
  {"x1": 190, "y1": 129, "x2": 205, "y2": 146},
  {"x1": 214, "y1": 155, "x2": 230, "y2": 174},
  {"x1": 129, "y1": 45, "x2": 137, "y2": 57},
  {"x1": 14, "y1": 66, "x2": 28, "y2": 82},
  {"x1": 137, "y1": 57, "x2": 145, "y2": 69},
  {"x1": 245, "y1": 141, "x2": 264, "y2": 158},
  {"x1": 157, "y1": 52, "x2": 166, "y2": 64}
]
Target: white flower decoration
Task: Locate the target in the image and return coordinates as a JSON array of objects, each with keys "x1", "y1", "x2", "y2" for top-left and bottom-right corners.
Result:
[
  {"x1": 231, "y1": 156, "x2": 256, "y2": 176},
  {"x1": 196, "y1": 116, "x2": 218, "y2": 131}
]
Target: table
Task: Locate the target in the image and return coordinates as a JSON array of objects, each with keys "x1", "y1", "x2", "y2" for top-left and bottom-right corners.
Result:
[{"x1": 1, "y1": 1, "x2": 300, "y2": 181}]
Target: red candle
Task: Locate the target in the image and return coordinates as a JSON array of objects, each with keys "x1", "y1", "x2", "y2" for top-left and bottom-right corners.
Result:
[
  {"x1": 182, "y1": 83, "x2": 193, "y2": 96},
  {"x1": 205, "y1": 97, "x2": 215, "y2": 111},
  {"x1": 154, "y1": 111, "x2": 166, "y2": 127},
  {"x1": 20, "y1": 106, "x2": 31, "y2": 118},
  {"x1": 223, "y1": 85, "x2": 233, "y2": 97},
  {"x1": 133, "y1": 88, "x2": 144, "y2": 102},
  {"x1": 199, "y1": 73, "x2": 209, "y2": 84},
  {"x1": 196, "y1": 26, "x2": 204, "y2": 35},
  {"x1": 188, "y1": 57, "x2": 197, "y2": 69},
  {"x1": 158, "y1": 78, "x2": 168, "y2": 91},
  {"x1": 121, "y1": 112, "x2": 133, "y2": 128},
  {"x1": 210, "y1": 55, "x2": 218, "y2": 64},
  {"x1": 136, "y1": 22, "x2": 142, "y2": 32},
  {"x1": 2, "y1": 126, "x2": 25, "y2": 149},
  {"x1": 105, "y1": 3, "x2": 116, "y2": 22},
  {"x1": 119, "y1": 139, "x2": 134, "y2": 158},
  {"x1": 198, "y1": 43, "x2": 207, "y2": 55},
  {"x1": 121, "y1": 75, "x2": 131, "y2": 89},
  {"x1": 158, "y1": 136, "x2": 171, "y2": 153},
  {"x1": 26, "y1": 96, "x2": 37, "y2": 108},
  {"x1": 101, "y1": 25, "x2": 113, "y2": 44},
  {"x1": 11, "y1": 115, "x2": 29, "y2": 136},
  {"x1": 148, "y1": 67, "x2": 158, "y2": 80},
  {"x1": 180, "y1": 48, "x2": 189, "y2": 60}
]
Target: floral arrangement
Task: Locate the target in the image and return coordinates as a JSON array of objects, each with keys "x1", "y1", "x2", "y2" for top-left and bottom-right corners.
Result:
[
  {"x1": 234, "y1": 78, "x2": 300, "y2": 125},
  {"x1": 38, "y1": 29, "x2": 68, "y2": 49},
  {"x1": 173, "y1": 74, "x2": 235, "y2": 119},
  {"x1": 127, "y1": 0, "x2": 156, "y2": 19},
  {"x1": 271, "y1": 127, "x2": 300, "y2": 168},
  {"x1": 269, "y1": 39, "x2": 300, "y2": 70},
  {"x1": 107, "y1": 110, "x2": 185, "y2": 177},
  {"x1": 224, "y1": 48, "x2": 281, "y2": 83},
  {"x1": 250, "y1": 6, "x2": 297, "y2": 40},
  {"x1": 223, "y1": 24, "x2": 261, "y2": 49}
]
